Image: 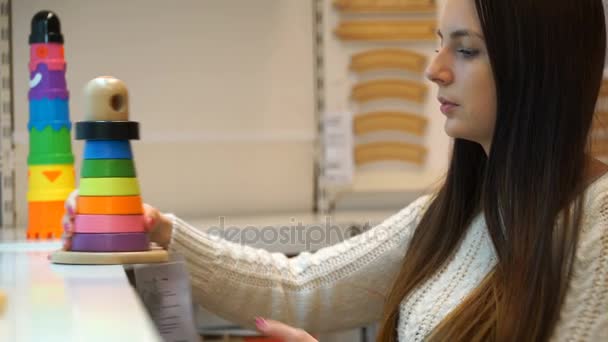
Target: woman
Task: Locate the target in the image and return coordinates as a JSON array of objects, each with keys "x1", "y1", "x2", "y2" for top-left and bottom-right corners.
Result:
[{"x1": 64, "y1": 0, "x2": 608, "y2": 340}]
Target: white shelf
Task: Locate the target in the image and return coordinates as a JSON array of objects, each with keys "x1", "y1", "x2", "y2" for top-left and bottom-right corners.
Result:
[{"x1": 0, "y1": 238, "x2": 161, "y2": 342}]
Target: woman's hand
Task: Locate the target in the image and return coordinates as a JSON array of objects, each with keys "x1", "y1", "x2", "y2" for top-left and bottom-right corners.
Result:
[
  {"x1": 61, "y1": 190, "x2": 78, "y2": 250},
  {"x1": 142, "y1": 203, "x2": 173, "y2": 248},
  {"x1": 255, "y1": 317, "x2": 318, "y2": 342},
  {"x1": 61, "y1": 190, "x2": 173, "y2": 250}
]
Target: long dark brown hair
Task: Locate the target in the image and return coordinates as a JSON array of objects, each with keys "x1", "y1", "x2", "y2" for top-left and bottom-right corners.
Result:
[{"x1": 377, "y1": 0, "x2": 606, "y2": 341}]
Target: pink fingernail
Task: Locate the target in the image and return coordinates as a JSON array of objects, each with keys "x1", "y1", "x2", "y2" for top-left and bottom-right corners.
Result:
[
  {"x1": 255, "y1": 317, "x2": 268, "y2": 330},
  {"x1": 145, "y1": 215, "x2": 155, "y2": 227},
  {"x1": 67, "y1": 206, "x2": 74, "y2": 216}
]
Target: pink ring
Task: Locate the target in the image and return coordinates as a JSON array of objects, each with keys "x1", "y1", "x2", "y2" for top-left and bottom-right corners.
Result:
[{"x1": 74, "y1": 214, "x2": 145, "y2": 233}]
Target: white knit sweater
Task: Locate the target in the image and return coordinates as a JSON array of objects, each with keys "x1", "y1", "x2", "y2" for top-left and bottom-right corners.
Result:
[{"x1": 168, "y1": 173, "x2": 608, "y2": 341}]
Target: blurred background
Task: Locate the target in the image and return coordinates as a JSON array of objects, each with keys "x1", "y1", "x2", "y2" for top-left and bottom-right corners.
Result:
[
  {"x1": 4, "y1": 0, "x2": 452, "y2": 227},
  {"x1": 3, "y1": 1, "x2": 608, "y2": 225}
]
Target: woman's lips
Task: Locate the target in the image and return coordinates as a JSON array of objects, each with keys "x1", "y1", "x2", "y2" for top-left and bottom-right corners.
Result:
[{"x1": 438, "y1": 97, "x2": 459, "y2": 115}]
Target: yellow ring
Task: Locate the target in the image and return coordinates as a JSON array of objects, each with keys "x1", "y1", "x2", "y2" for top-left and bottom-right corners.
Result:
[
  {"x1": 28, "y1": 188, "x2": 74, "y2": 201},
  {"x1": 27, "y1": 165, "x2": 75, "y2": 201},
  {"x1": 79, "y1": 178, "x2": 140, "y2": 196}
]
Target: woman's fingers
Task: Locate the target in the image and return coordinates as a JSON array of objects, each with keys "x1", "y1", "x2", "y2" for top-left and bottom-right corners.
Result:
[
  {"x1": 142, "y1": 203, "x2": 159, "y2": 232},
  {"x1": 255, "y1": 317, "x2": 318, "y2": 342},
  {"x1": 65, "y1": 189, "x2": 78, "y2": 214},
  {"x1": 61, "y1": 213, "x2": 73, "y2": 250},
  {"x1": 142, "y1": 203, "x2": 173, "y2": 248},
  {"x1": 61, "y1": 190, "x2": 78, "y2": 250}
]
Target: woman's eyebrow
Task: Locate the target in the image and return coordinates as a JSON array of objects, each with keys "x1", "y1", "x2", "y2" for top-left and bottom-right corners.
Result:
[{"x1": 437, "y1": 29, "x2": 484, "y2": 40}]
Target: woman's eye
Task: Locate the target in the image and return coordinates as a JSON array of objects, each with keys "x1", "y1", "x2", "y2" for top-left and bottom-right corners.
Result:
[{"x1": 457, "y1": 48, "x2": 479, "y2": 58}]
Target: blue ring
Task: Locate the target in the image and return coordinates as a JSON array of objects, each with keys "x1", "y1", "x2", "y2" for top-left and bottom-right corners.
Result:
[
  {"x1": 83, "y1": 140, "x2": 133, "y2": 159},
  {"x1": 28, "y1": 98, "x2": 71, "y2": 131},
  {"x1": 29, "y1": 98, "x2": 69, "y2": 121}
]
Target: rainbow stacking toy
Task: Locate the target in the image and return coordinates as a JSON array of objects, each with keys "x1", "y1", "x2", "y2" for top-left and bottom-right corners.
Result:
[
  {"x1": 27, "y1": 10, "x2": 75, "y2": 239},
  {"x1": 51, "y1": 76, "x2": 167, "y2": 265},
  {"x1": 71, "y1": 77, "x2": 147, "y2": 252}
]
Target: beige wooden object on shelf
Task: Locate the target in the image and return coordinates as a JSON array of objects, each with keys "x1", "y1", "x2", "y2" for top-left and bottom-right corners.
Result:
[
  {"x1": 355, "y1": 142, "x2": 427, "y2": 165},
  {"x1": 599, "y1": 79, "x2": 608, "y2": 96},
  {"x1": 596, "y1": 111, "x2": 608, "y2": 121},
  {"x1": 335, "y1": 20, "x2": 437, "y2": 41},
  {"x1": 593, "y1": 111, "x2": 608, "y2": 130},
  {"x1": 595, "y1": 79, "x2": 608, "y2": 129},
  {"x1": 592, "y1": 138, "x2": 608, "y2": 156},
  {"x1": 334, "y1": 0, "x2": 436, "y2": 13},
  {"x1": 592, "y1": 79, "x2": 608, "y2": 156},
  {"x1": 352, "y1": 79, "x2": 427, "y2": 103},
  {"x1": 0, "y1": 290, "x2": 6, "y2": 316},
  {"x1": 354, "y1": 111, "x2": 428, "y2": 136},
  {"x1": 350, "y1": 48, "x2": 428, "y2": 74},
  {"x1": 51, "y1": 247, "x2": 169, "y2": 265}
]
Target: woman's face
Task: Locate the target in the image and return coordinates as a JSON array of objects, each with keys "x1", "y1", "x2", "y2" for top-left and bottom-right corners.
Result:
[{"x1": 426, "y1": 0, "x2": 497, "y2": 153}]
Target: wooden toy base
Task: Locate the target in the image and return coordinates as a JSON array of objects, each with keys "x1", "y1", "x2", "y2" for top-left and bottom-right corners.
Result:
[{"x1": 50, "y1": 247, "x2": 169, "y2": 265}]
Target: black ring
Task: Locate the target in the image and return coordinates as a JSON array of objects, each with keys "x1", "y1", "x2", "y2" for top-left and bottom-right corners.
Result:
[{"x1": 75, "y1": 121, "x2": 139, "y2": 140}]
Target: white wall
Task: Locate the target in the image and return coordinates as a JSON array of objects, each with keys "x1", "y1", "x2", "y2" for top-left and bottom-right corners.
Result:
[{"x1": 12, "y1": 0, "x2": 316, "y2": 224}]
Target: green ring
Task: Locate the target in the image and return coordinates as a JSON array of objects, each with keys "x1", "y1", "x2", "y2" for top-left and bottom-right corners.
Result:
[
  {"x1": 28, "y1": 154, "x2": 75, "y2": 165},
  {"x1": 28, "y1": 126, "x2": 74, "y2": 165},
  {"x1": 79, "y1": 178, "x2": 140, "y2": 196},
  {"x1": 81, "y1": 159, "x2": 136, "y2": 178}
]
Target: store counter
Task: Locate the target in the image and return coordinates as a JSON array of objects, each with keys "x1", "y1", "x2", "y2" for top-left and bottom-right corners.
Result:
[{"x1": 0, "y1": 230, "x2": 162, "y2": 342}]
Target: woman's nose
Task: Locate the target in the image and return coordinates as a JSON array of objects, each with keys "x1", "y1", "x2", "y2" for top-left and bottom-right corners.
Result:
[{"x1": 425, "y1": 52, "x2": 454, "y2": 86}]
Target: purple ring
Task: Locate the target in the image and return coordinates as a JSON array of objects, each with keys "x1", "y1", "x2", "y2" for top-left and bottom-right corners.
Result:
[
  {"x1": 71, "y1": 232, "x2": 149, "y2": 252},
  {"x1": 28, "y1": 63, "x2": 69, "y2": 100}
]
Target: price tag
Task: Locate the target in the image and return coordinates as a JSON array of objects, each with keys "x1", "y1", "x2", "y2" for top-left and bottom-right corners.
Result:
[
  {"x1": 134, "y1": 259, "x2": 199, "y2": 342},
  {"x1": 322, "y1": 111, "x2": 354, "y2": 185}
]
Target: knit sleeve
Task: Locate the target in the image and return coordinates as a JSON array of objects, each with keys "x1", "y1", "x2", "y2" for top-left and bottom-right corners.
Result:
[
  {"x1": 551, "y1": 191, "x2": 608, "y2": 341},
  {"x1": 167, "y1": 195, "x2": 431, "y2": 333}
]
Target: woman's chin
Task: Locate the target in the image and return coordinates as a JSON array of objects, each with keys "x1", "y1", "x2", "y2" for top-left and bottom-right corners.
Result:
[
  {"x1": 444, "y1": 122, "x2": 476, "y2": 143},
  {"x1": 443, "y1": 120, "x2": 462, "y2": 139}
]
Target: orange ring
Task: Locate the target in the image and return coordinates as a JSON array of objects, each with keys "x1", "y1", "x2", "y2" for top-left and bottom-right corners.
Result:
[{"x1": 77, "y1": 196, "x2": 143, "y2": 215}]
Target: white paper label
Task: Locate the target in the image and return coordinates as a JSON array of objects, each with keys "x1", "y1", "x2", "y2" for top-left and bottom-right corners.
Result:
[
  {"x1": 322, "y1": 111, "x2": 354, "y2": 185},
  {"x1": 134, "y1": 260, "x2": 199, "y2": 342}
]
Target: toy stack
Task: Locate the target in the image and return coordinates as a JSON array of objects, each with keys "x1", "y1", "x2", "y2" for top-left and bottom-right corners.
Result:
[
  {"x1": 27, "y1": 10, "x2": 75, "y2": 239},
  {"x1": 70, "y1": 76, "x2": 148, "y2": 252}
]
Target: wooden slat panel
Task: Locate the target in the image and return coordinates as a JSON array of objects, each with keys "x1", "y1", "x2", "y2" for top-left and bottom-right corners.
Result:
[
  {"x1": 334, "y1": 0, "x2": 436, "y2": 13},
  {"x1": 335, "y1": 20, "x2": 437, "y2": 41},
  {"x1": 593, "y1": 111, "x2": 608, "y2": 131},
  {"x1": 599, "y1": 79, "x2": 608, "y2": 96},
  {"x1": 351, "y1": 79, "x2": 428, "y2": 103},
  {"x1": 591, "y1": 138, "x2": 608, "y2": 156},
  {"x1": 592, "y1": 79, "x2": 608, "y2": 156},
  {"x1": 355, "y1": 142, "x2": 426, "y2": 165},
  {"x1": 350, "y1": 48, "x2": 427, "y2": 73},
  {"x1": 354, "y1": 111, "x2": 428, "y2": 136}
]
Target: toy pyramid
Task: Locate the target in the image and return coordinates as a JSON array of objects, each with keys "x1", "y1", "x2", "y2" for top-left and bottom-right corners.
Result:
[
  {"x1": 26, "y1": 10, "x2": 75, "y2": 239},
  {"x1": 51, "y1": 76, "x2": 167, "y2": 264}
]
